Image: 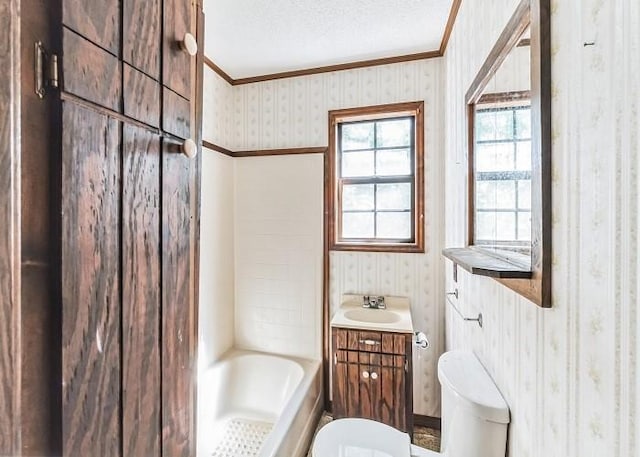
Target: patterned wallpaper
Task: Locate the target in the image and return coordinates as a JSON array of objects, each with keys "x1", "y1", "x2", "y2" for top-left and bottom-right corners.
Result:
[
  {"x1": 202, "y1": 67, "x2": 234, "y2": 147},
  {"x1": 202, "y1": 60, "x2": 446, "y2": 417},
  {"x1": 444, "y1": 1, "x2": 639, "y2": 457}
]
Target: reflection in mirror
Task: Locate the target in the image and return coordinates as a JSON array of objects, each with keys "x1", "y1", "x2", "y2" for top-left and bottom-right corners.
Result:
[
  {"x1": 473, "y1": 27, "x2": 531, "y2": 257},
  {"x1": 447, "y1": 0, "x2": 552, "y2": 308}
]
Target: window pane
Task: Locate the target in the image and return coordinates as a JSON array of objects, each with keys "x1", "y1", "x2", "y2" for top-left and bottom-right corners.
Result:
[
  {"x1": 476, "y1": 212, "x2": 516, "y2": 242},
  {"x1": 342, "y1": 212, "x2": 374, "y2": 238},
  {"x1": 376, "y1": 148, "x2": 411, "y2": 176},
  {"x1": 475, "y1": 111, "x2": 497, "y2": 141},
  {"x1": 476, "y1": 109, "x2": 513, "y2": 141},
  {"x1": 517, "y1": 211, "x2": 531, "y2": 241},
  {"x1": 476, "y1": 180, "x2": 515, "y2": 210},
  {"x1": 516, "y1": 141, "x2": 531, "y2": 170},
  {"x1": 515, "y1": 109, "x2": 531, "y2": 139},
  {"x1": 342, "y1": 122, "x2": 374, "y2": 150},
  {"x1": 476, "y1": 180, "x2": 497, "y2": 209},
  {"x1": 496, "y1": 212, "x2": 516, "y2": 240},
  {"x1": 476, "y1": 143, "x2": 515, "y2": 172},
  {"x1": 342, "y1": 150, "x2": 374, "y2": 177},
  {"x1": 377, "y1": 183, "x2": 412, "y2": 210},
  {"x1": 476, "y1": 212, "x2": 497, "y2": 241},
  {"x1": 517, "y1": 180, "x2": 531, "y2": 209},
  {"x1": 376, "y1": 119, "x2": 411, "y2": 148},
  {"x1": 376, "y1": 212, "x2": 412, "y2": 239},
  {"x1": 343, "y1": 184, "x2": 374, "y2": 211}
]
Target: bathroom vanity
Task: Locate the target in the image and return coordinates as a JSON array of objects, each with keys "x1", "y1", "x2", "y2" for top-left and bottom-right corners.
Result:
[{"x1": 331, "y1": 295, "x2": 414, "y2": 433}]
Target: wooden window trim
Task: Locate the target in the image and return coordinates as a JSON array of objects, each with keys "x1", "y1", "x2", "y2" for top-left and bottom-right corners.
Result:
[{"x1": 328, "y1": 101, "x2": 425, "y2": 253}]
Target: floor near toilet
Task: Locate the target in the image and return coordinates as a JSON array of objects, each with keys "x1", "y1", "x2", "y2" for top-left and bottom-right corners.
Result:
[{"x1": 306, "y1": 413, "x2": 441, "y2": 456}]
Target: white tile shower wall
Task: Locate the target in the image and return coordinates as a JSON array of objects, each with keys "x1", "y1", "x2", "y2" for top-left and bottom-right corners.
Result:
[
  {"x1": 444, "y1": 0, "x2": 639, "y2": 456},
  {"x1": 203, "y1": 67, "x2": 235, "y2": 149},
  {"x1": 199, "y1": 149, "x2": 235, "y2": 370},
  {"x1": 229, "y1": 61, "x2": 445, "y2": 417},
  {"x1": 234, "y1": 154, "x2": 324, "y2": 360}
]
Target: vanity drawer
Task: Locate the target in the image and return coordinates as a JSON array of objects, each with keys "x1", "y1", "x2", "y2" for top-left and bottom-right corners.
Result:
[{"x1": 333, "y1": 327, "x2": 408, "y2": 355}]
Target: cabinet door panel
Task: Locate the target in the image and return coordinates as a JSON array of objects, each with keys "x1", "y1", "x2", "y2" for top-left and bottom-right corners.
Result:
[
  {"x1": 346, "y1": 360, "x2": 360, "y2": 418},
  {"x1": 123, "y1": 0, "x2": 161, "y2": 78},
  {"x1": 63, "y1": 29, "x2": 121, "y2": 112},
  {"x1": 163, "y1": 0, "x2": 191, "y2": 99},
  {"x1": 63, "y1": 0, "x2": 119, "y2": 54},
  {"x1": 124, "y1": 65, "x2": 160, "y2": 127},
  {"x1": 163, "y1": 88, "x2": 191, "y2": 139},
  {"x1": 61, "y1": 103, "x2": 121, "y2": 457},
  {"x1": 122, "y1": 126, "x2": 161, "y2": 457},
  {"x1": 333, "y1": 360, "x2": 348, "y2": 419},
  {"x1": 162, "y1": 138, "x2": 194, "y2": 457}
]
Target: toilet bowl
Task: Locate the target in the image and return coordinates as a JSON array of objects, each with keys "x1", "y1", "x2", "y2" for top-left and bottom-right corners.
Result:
[
  {"x1": 312, "y1": 350, "x2": 510, "y2": 457},
  {"x1": 312, "y1": 418, "x2": 436, "y2": 457}
]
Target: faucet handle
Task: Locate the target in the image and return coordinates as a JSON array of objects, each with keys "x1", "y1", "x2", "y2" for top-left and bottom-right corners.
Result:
[{"x1": 377, "y1": 296, "x2": 386, "y2": 308}]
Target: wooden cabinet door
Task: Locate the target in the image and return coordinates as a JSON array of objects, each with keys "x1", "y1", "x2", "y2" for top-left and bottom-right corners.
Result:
[
  {"x1": 332, "y1": 328, "x2": 413, "y2": 433},
  {"x1": 161, "y1": 138, "x2": 196, "y2": 457},
  {"x1": 61, "y1": 102, "x2": 122, "y2": 457},
  {"x1": 59, "y1": 1, "x2": 202, "y2": 456},
  {"x1": 163, "y1": 0, "x2": 192, "y2": 100}
]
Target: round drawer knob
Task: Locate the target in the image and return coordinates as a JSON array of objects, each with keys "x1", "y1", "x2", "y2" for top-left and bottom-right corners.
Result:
[
  {"x1": 182, "y1": 139, "x2": 198, "y2": 158},
  {"x1": 181, "y1": 32, "x2": 198, "y2": 56},
  {"x1": 362, "y1": 371, "x2": 369, "y2": 379},
  {"x1": 370, "y1": 372, "x2": 378, "y2": 380}
]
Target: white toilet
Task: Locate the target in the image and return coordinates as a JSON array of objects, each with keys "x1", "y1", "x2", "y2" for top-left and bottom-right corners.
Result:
[{"x1": 312, "y1": 350, "x2": 510, "y2": 457}]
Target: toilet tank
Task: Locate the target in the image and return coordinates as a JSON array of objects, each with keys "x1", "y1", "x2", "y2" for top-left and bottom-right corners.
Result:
[{"x1": 437, "y1": 351, "x2": 510, "y2": 457}]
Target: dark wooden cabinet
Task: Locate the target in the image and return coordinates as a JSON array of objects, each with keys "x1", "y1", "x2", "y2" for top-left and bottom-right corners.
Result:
[{"x1": 332, "y1": 327, "x2": 413, "y2": 433}]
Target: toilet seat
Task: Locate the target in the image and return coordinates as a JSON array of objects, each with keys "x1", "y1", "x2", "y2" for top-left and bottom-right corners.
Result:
[{"x1": 312, "y1": 418, "x2": 439, "y2": 457}]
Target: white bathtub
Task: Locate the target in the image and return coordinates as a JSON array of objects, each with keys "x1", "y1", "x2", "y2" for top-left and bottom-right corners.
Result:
[{"x1": 197, "y1": 349, "x2": 323, "y2": 457}]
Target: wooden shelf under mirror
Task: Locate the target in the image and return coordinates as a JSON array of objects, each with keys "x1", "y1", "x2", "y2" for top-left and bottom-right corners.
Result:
[
  {"x1": 442, "y1": 247, "x2": 532, "y2": 279},
  {"x1": 443, "y1": 0, "x2": 551, "y2": 308}
]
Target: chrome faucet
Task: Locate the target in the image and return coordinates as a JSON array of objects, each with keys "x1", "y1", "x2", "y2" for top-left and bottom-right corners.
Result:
[{"x1": 362, "y1": 295, "x2": 386, "y2": 309}]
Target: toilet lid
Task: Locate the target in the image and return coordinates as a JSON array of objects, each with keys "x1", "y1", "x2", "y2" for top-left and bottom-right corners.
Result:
[{"x1": 312, "y1": 418, "x2": 411, "y2": 457}]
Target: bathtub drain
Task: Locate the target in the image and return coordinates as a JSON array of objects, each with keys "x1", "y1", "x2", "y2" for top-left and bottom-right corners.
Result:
[{"x1": 211, "y1": 418, "x2": 273, "y2": 457}]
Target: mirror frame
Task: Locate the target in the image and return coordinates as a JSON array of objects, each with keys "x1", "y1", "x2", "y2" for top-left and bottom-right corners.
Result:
[{"x1": 465, "y1": 0, "x2": 551, "y2": 308}]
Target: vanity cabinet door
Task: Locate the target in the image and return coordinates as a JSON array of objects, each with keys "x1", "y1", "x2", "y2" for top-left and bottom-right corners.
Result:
[{"x1": 332, "y1": 327, "x2": 413, "y2": 433}]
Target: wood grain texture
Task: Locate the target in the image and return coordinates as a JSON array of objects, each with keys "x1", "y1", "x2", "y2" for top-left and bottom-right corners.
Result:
[
  {"x1": 62, "y1": 0, "x2": 119, "y2": 54},
  {"x1": 163, "y1": 0, "x2": 192, "y2": 99},
  {"x1": 19, "y1": 0, "x2": 63, "y2": 454},
  {"x1": 442, "y1": 247, "x2": 533, "y2": 278},
  {"x1": 63, "y1": 28, "x2": 121, "y2": 112},
  {"x1": 61, "y1": 103, "x2": 121, "y2": 457},
  {"x1": 122, "y1": 125, "x2": 161, "y2": 457},
  {"x1": 163, "y1": 88, "x2": 191, "y2": 139},
  {"x1": 0, "y1": 0, "x2": 20, "y2": 452},
  {"x1": 124, "y1": 64, "x2": 161, "y2": 128},
  {"x1": 123, "y1": 0, "x2": 161, "y2": 78},
  {"x1": 332, "y1": 328, "x2": 412, "y2": 432},
  {"x1": 162, "y1": 138, "x2": 194, "y2": 457}
]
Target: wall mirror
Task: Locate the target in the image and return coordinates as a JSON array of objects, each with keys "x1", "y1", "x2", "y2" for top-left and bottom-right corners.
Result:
[{"x1": 443, "y1": 0, "x2": 551, "y2": 308}]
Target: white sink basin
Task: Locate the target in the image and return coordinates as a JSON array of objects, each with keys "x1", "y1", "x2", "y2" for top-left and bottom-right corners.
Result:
[{"x1": 343, "y1": 309, "x2": 402, "y2": 324}]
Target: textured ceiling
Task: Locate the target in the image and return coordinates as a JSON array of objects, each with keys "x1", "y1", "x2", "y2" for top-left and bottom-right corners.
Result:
[{"x1": 203, "y1": 0, "x2": 454, "y2": 79}]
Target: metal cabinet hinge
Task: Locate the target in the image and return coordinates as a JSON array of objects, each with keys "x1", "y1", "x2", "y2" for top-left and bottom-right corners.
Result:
[{"x1": 35, "y1": 41, "x2": 59, "y2": 99}]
